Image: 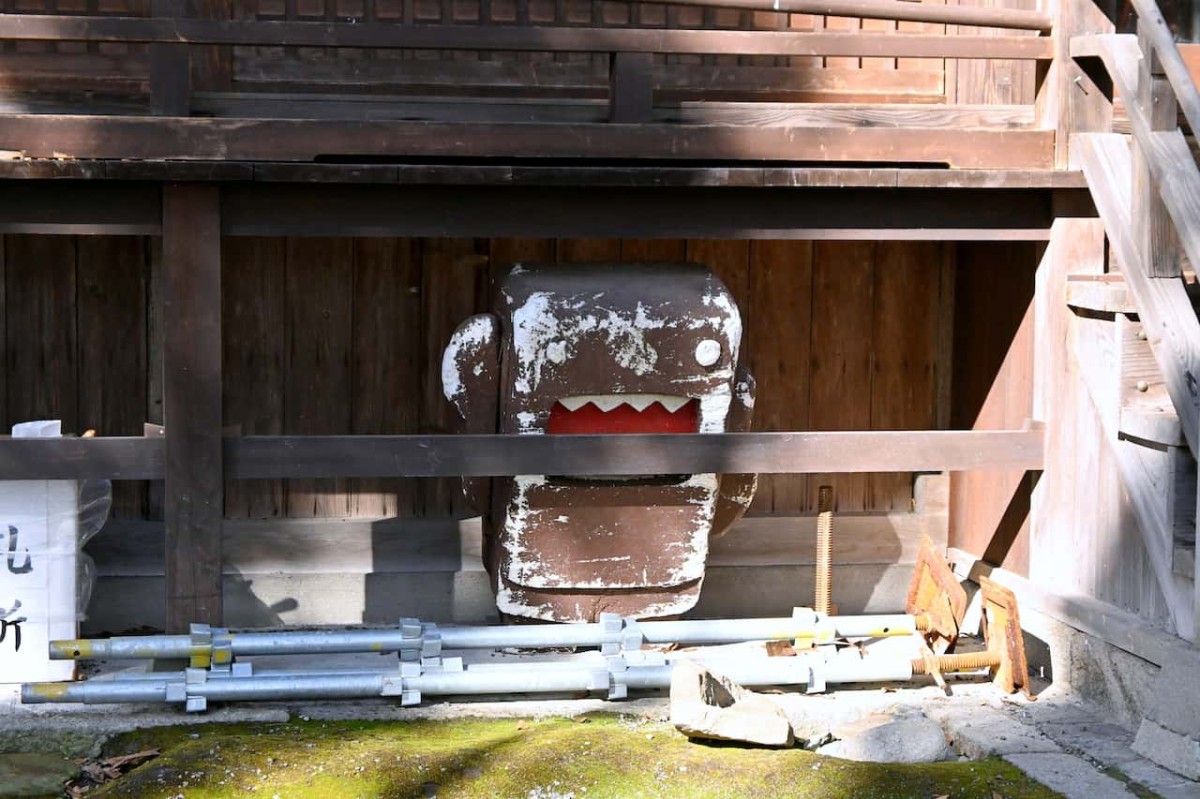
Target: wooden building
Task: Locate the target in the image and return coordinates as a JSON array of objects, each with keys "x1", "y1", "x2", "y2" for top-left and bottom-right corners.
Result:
[{"x1": 0, "y1": 0, "x2": 1198, "y2": 733}]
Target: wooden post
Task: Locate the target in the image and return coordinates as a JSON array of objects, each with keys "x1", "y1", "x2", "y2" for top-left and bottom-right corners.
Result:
[
  {"x1": 162, "y1": 184, "x2": 223, "y2": 632},
  {"x1": 1133, "y1": 22, "x2": 1182, "y2": 278},
  {"x1": 150, "y1": 0, "x2": 191, "y2": 116},
  {"x1": 609, "y1": 52, "x2": 654, "y2": 124},
  {"x1": 1037, "y1": 0, "x2": 1113, "y2": 168}
]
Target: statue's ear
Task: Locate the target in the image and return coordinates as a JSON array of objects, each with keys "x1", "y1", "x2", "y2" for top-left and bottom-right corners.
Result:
[{"x1": 442, "y1": 314, "x2": 500, "y2": 432}]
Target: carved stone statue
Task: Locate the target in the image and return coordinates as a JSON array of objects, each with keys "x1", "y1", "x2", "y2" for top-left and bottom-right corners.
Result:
[{"x1": 442, "y1": 263, "x2": 756, "y2": 622}]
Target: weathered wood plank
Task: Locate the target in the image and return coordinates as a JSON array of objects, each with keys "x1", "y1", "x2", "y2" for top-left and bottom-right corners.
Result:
[
  {"x1": 1131, "y1": 23, "x2": 1181, "y2": 279},
  {"x1": 147, "y1": 239, "x2": 165, "y2": 521},
  {"x1": 1045, "y1": 0, "x2": 1113, "y2": 168},
  {"x1": 233, "y1": 57, "x2": 944, "y2": 103},
  {"x1": 948, "y1": 241, "x2": 1039, "y2": 573},
  {"x1": 284, "y1": 237, "x2": 354, "y2": 518},
  {"x1": 5, "y1": 236, "x2": 78, "y2": 433},
  {"x1": 148, "y1": 0, "x2": 190, "y2": 115},
  {"x1": 556, "y1": 238, "x2": 621, "y2": 262},
  {"x1": 162, "y1": 183, "x2": 223, "y2": 631},
  {"x1": 809, "y1": 241, "x2": 875, "y2": 511},
  {"x1": 418, "y1": 238, "x2": 487, "y2": 517},
  {"x1": 1076, "y1": 133, "x2": 1200, "y2": 457},
  {"x1": 220, "y1": 185, "x2": 1060, "y2": 241},
  {"x1": 224, "y1": 429, "x2": 1046, "y2": 478},
  {"x1": 192, "y1": 94, "x2": 1039, "y2": 128},
  {"x1": 76, "y1": 236, "x2": 148, "y2": 519},
  {"x1": 746, "y1": 240, "x2": 813, "y2": 513},
  {"x1": 350, "y1": 238, "x2": 422, "y2": 518},
  {"x1": 869, "y1": 242, "x2": 940, "y2": 511},
  {"x1": 0, "y1": 429, "x2": 1043, "y2": 480},
  {"x1": 222, "y1": 237, "x2": 286, "y2": 519},
  {"x1": 0, "y1": 116, "x2": 1056, "y2": 169},
  {"x1": 609, "y1": 51, "x2": 653, "y2": 123},
  {"x1": 0, "y1": 437, "x2": 164, "y2": 480},
  {"x1": 621, "y1": 239, "x2": 686, "y2": 260},
  {"x1": 0, "y1": 16, "x2": 1056, "y2": 49},
  {"x1": 1127, "y1": 0, "x2": 1200, "y2": 148},
  {"x1": 0, "y1": 183, "x2": 160, "y2": 236}
]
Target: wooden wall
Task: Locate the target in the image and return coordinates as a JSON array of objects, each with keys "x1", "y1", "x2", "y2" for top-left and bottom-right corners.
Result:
[
  {"x1": 0, "y1": 234, "x2": 957, "y2": 520},
  {"x1": 0, "y1": 0, "x2": 954, "y2": 110}
]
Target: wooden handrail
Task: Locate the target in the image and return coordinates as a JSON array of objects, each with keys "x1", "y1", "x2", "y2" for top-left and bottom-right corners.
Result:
[
  {"x1": 0, "y1": 15, "x2": 1053, "y2": 58},
  {"x1": 633, "y1": 0, "x2": 1051, "y2": 31},
  {"x1": 0, "y1": 430, "x2": 1046, "y2": 480},
  {"x1": 1128, "y1": 0, "x2": 1200, "y2": 137}
]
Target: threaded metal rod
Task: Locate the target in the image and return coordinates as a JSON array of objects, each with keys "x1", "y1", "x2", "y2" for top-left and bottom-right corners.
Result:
[
  {"x1": 911, "y1": 650, "x2": 1002, "y2": 674},
  {"x1": 814, "y1": 485, "x2": 834, "y2": 615}
]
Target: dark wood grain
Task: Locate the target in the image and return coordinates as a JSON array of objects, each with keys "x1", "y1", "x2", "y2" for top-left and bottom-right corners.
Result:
[
  {"x1": 1, "y1": 116, "x2": 1055, "y2": 168},
  {"x1": 162, "y1": 183, "x2": 223, "y2": 631},
  {"x1": 223, "y1": 429, "x2": 1045, "y2": 478},
  {"x1": 5, "y1": 235, "x2": 78, "y2": 433},
  {"x1": 222, "y1": 237, "x2": 286, "y2": 519},
  {"x1": 77, "y1": 236, "x2": 149, "y2": 518},
  {"x1": 284, "y1": 237, "x2": 354, "y2": 518}
]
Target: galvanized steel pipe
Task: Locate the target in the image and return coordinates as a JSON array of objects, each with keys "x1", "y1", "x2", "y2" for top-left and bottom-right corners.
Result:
[{"x1": 49, "y1": 613, "x2": 920, "y2": 662}]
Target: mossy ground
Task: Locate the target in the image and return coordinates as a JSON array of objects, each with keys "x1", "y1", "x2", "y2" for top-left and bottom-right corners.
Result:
[{"x1": 79, "y1": 713, "x2": 1064, "y2": 799}]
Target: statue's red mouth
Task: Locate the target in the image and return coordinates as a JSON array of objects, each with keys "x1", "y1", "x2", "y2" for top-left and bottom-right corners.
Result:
[{"x1": 548, "y1": 395, "x2": 699, "y2": 434}]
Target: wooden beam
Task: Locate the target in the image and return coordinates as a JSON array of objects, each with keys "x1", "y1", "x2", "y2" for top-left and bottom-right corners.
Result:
[
  {"x1": 0, "y1": 116, "x2": 1057, "y2": 168},
  {"x1": 1134, "y1": 22, "x2": 1182, "y2": 278},
  {"x1": 219, "y1": 184, "x2": 1060, "y2": 240},
  {"x1": 0, "y1": 182, "x2": 160, "y2": 235},
  {"x1": 0, "y1": 437, "x2": 164, "y2": 479},
  {"x1": 162, "y1": 183, "x2": 223, "y2": 632},
  {"x1": 1075, "y1": 133, "x2": 1200, "y2": 456},
  {"x1": 1128, "y1": 0, "x2": 1200, "y2": 145},
  {"x1": 188, "y1": 95, "x2": 1037, "y2": 129},
  {"x1": 0, "y1": 160, "x2": 1084, "y2": 190},
  {"x1": 1045, "y1": 0, "x2": 1113, "y2": 168},
  {"x1": 149, "y1": 0, "x2": 190, "y2": 116},
  {"x1": 0, "y1": 16, "x2": 1055, "y2": 59},
  {"x1": 609, "y1": 53, "x2": 653, "y2": 124},
  {"x1": 623, "y1": 0, "x2": 1052, "y2": 29},
  {"x1": 224, "y1": 429, "x2": 1044, "y2": 479},
  {"x1": 0, "y1": 429, "x2": 1044, "y2": 480}
]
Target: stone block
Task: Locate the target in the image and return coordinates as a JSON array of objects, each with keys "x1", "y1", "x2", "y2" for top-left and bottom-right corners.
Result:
[{"x1": 670, "y1": 659, "x2": 794, "y2": 747}]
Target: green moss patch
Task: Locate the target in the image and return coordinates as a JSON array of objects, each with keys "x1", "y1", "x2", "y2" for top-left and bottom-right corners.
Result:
[{"x1": 90, "y1": 714, "x2": 1063, "y2": 798}]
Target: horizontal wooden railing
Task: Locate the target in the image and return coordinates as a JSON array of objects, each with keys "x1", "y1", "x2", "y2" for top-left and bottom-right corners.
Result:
[
  {"x1": 0, "y1": 429, "x2": 1045, "y2": 481},
  {"x1": 0, "y1": 7, "x2": 1056, "y2": 166},
  {"x1": 0, "y1": 14, "x2": 1051, "y2": 59}
]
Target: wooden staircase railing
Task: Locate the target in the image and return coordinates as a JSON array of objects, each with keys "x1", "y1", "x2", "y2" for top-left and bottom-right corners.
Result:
[{"x1": 1071, "y1": 0, "x2": 1200, "y2": 642}]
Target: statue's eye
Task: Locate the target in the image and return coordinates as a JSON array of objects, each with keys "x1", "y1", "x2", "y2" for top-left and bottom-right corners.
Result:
[
  {"x1": 695, "y1": 339, "x2": 721, "y2": 367},
  {"x1": 546, "y1": 340, "x2": 568, "y2": 364}
]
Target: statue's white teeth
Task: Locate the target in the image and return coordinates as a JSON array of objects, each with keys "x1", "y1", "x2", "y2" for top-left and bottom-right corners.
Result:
[
  {"x1": 658, "y1": 396, "x2": 691, "y2": 413},
  {"x1": 557, "y1": 394, "x2": 691, "y2": 413}
]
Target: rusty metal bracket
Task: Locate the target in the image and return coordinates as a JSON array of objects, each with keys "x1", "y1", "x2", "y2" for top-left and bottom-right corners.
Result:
[
  {"x1": 911, "y1": 576, "x2": 1031, "y2": 698},
  {"x1": 979, "y1": 576, "x2": 1031, "y2": 697},
  {"x1": 905, "y1": 535, "x2": 968, "y2": 654}
]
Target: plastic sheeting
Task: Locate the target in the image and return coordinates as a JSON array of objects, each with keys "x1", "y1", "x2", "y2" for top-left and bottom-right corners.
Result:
[{"x1": 0, "y1": 421, "x2": 111, "y2": 683}]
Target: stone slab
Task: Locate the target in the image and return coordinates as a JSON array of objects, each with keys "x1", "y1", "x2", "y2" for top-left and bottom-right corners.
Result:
[
  {"x1": 1117, "y1": 757, "x2": 1200, "y2": 799},
  {"x1": 816, "y1": 709, "x2": 953, "y2": 763},
  {"x1": 926, "y1": 704, "x2": 1063, "y2": 759},
  {"x1": 1132, "y1": 719, "x2": 1200, "y2": 782},
  {"x1": 1005, "y1": 753, "x2": 1135, "y2": 799},
  {"x1": 1040, "y1": 721, "x2": 1141, "y2": 767}
]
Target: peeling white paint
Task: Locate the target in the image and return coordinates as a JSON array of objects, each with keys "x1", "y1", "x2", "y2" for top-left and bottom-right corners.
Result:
[
  {"x1": 441, "y1": 315, "x2": 496, "y2": 405},
  {"x1": 509, "y1": 292, "x2": 671, "y2": 395},
  {"x1": 515, "y1": 411, "x2": 542, "y2": 434}
]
